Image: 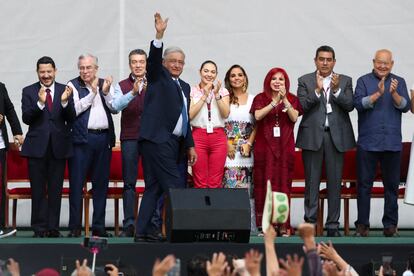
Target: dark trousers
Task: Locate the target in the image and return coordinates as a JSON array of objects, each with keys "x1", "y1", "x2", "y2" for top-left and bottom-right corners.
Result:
[
  {"x1": 0, "y1": 149, "x2": 6, "y2": 228},
  {"x1": 136, "y1": 138, "x2": 183, "y2": 236},
  {"x1": 151, "y1": 155, "x2": 188, "y2": 230},
  {"x1": 355, "y1": 147, "x2": 400, "y2": 228},
  {"x1": 302, "y1": 130, "x2": 343, "y2": 229},
  {"x1": 68, "y1": 132, "x2": 111, "y2": 232},
  {"x1": 28, "y1": 143, "x2": 65, "y2": 233},
  {"x1": 121, "y1": 139, "x2": 140, "y2": 229}
]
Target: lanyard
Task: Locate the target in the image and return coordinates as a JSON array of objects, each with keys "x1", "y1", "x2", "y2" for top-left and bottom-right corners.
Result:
[{"x1": 207, "y1": 101, "x2": 212, "y2": 122}]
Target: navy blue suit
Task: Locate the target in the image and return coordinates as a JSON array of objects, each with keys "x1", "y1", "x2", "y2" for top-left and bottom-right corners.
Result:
[
  {"x1": 21, "y1": 81, "x2": 75, "y2": 234},
  {"x1": 136, "y1": 41, "x2": 194, "y2": 237}
]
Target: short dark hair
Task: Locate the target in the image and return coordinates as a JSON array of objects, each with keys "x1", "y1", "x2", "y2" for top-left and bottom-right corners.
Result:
[
  {"x1": 315, "y1": 45, "x2": 335, "y2": 60},
  {"x1": 128, "y1": 49, "x2": 147, "y2": 61},
  {"x1": 36, "y1": 56, "x2": 56, "y2": 70}
]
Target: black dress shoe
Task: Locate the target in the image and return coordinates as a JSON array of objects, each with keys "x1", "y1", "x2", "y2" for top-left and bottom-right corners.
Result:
[
  {"x1": 33, "y1": 231, "x2": 46, "y2": 238},
  {"x1": 48, "y1": 230, "x2": 63, "y2": 238},
  {"x1": 327, "y1": 229, "x2": 341, "y2": 237},
  {"x1": 133, "y1": 235, "x2": 147, "y2": 242},
  {"x1": 119, "y1": 225, "x2": 135, "y2": 237},
  {"x1": 146, "y1": 232, "x2": 166, "y2": 242},
  {"x1": 67, "y1": 229, "x2": 82, "y2": 238},
  {"x1": 92, "y1": 230, "x2": 113, "y2": 237},
  {"x1": 354, "y1": 224, "x2": 369, "y2": 237},
  {"x1": 383, "y1": 226, "x2": 399, "y2": 237}
]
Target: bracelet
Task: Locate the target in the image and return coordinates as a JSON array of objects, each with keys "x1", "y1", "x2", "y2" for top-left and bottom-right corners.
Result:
[
  {"x1": 270, "y1": 101, "x2": 277, "y2": 108},
  {"x1": 285, "y1": 104, "x2": 292, "y2": 110}
]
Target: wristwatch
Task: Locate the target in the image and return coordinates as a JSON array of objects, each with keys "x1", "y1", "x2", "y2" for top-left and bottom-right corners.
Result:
[{"x1": 215, "y1": 95, "x2": 222, "y2": 100}]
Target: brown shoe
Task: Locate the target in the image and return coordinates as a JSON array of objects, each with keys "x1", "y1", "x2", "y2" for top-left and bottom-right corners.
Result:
[
  {"x1": 383, "y1": 226, "x2": 398, "y2": 237},
  {"x1": 354, "y1": 224, "x2": 369, "y2": 237}
]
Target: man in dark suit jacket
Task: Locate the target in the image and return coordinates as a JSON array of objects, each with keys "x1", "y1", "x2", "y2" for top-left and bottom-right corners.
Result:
[
  {"x1": 0, "y1": 82, "x2": 23, "y2": 237},
  {"x1": 21, "y1": 56, "x2": 76, "y2": 237},
  {"x1": 296, "y1": 46, "x2": 355, "y2": 237},
  {"x1": 134, "y1": 13, "x2": 197, "y2": 242}
]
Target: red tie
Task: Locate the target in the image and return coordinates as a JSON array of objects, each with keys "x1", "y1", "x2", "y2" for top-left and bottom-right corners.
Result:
[{"x1": 46, "y1": 88, "x2": 53, "y2": 111}]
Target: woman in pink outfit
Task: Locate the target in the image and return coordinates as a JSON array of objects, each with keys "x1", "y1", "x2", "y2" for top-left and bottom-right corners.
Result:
[{"x1": 190, "y1": 60, "x2": 230, "y2": 188}]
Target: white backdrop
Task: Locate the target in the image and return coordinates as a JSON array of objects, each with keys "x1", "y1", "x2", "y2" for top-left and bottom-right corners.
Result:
[{"x1": 1, "y1": 0, "x2": 414, "y2": 228}]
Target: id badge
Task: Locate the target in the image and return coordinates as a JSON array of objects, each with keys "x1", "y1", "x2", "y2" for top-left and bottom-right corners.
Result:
[
  {"x1": 206, "y1": 121, "x2": 214, "y2": 133},
  {"x1": 273, "y1": 126, "x2": 280, "y2": 137},
  {"x1": 326, "y1": 103, "x2": 332, "y2": 114}
]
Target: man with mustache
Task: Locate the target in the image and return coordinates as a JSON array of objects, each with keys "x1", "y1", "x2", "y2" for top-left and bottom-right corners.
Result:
[{"x1": 21, "y1": 56, "x2": 76, "y2": 237}]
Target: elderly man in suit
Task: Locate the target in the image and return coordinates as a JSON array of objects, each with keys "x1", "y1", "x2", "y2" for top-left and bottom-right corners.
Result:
[
  {"x1": 0, "y1": 82, "x2": 23, "y2": 238},
  {"x1": 21, "y1": 56, "x2": 76, "y2": 237},
  {"x1": 134, "y1": 13, "x2": 197, "y2": 242},
  {"x1": 296, "y1": 45, "x2": 355, "y2": 237}
]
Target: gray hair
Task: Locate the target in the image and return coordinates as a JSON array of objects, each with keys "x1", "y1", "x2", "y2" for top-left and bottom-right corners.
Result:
[
  {"x1": 163, "y1": 46, "x2": 185, "y2": 60},
  {"x1": 78, "y1": 53, "x2": 98, "y2": 68}
]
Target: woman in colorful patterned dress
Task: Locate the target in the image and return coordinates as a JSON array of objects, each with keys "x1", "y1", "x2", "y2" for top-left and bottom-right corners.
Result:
[
  {"x1": 250, "y1": 67, "x2": 302, "y2": 236},
  {"x1": 222, "y1": 65, "x2": 257, "y2": 233}
]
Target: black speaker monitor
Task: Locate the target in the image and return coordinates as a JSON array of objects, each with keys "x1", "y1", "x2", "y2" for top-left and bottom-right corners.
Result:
[{"x1": 166, "y1": 188, "x2": 251, "y2": 243}]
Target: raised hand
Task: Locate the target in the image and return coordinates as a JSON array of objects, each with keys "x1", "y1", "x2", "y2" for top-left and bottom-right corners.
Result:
[
  {"x1": 206, "y1": 252, "x2": 229, "y2": 276},
  {"x1": 61, "y1": 85, "x2": 73, "y2": 103},
  {"x1": 390, "y1": 78, "x2": 398, "y2": 94},
  {"x1": 154, "y1": 12, "x2": 169, "y2": 39},
  {"x1": 102, "y1": 76, "x2": 113, "y2": 95},
  {"x1": 244, "y1": 249, "x2": 263, "y2": 276},
  {"x1": 105, "y1": 264, "x2": 119, "y2": 276},
  {"x1": 75, "y1": 259, "x2": 91, "y2": 276},
  {"x1": 152, "y1": 255, "x2": 176, "y2": 276},
  {"x1": 38, "y1": 86, "x2": 47, "y2": 104},
  {"x1": 330, "y1": 73, "x2": 340, "y2": 92},
  {"x1": 279, "y1": 254, "x2": 304, "y2": 276}
]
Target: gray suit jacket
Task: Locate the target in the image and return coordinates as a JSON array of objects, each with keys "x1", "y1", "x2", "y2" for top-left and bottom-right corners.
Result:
[{"x1": 296, "y1": 72, "x2": 355, "y2": 152}]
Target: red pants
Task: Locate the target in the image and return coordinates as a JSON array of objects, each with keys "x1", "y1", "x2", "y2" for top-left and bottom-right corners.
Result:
[{"x1": 192, "y1": 127, "x2": 227, "y2": 188}]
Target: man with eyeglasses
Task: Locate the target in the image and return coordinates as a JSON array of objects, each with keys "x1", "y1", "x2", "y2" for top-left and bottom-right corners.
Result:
[
  {"x1": 134, "y1": 13, "x2": 197, "y2": 242},
  {"x1": 67, "y1": 54, "x2": 117, "y2": 238},
  {"x1": 296, "y1": 45, "x2": 355, "y2": 237},
  {"x1": 353, "y1": 49, "x2": 410, "y2": 237}
]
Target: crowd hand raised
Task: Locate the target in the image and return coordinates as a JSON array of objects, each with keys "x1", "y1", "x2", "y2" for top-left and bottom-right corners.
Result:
[
  {"x1": 316, "y1": 70, "x2": 324, "y2": 95},
  {"x1": 102, "y1": 76, "x2": 113, "y2": 95},
  {"x1": 318, "y1": 241, "x2": 338, "y2": 261},
  {"x1": 244, "y1": 249, "x2": 263, "y2": 276},
  {"x1": 105, "y1": 264, "x2": 119, "y2": 276},
  {"x1": 61, "y1": 85, "x2": 73, "y2": 103},
  {"x1": 154, "y1": 12, "x2": 169, "y2": 39},
  {"x1": 6, "y1": 258, "x2": 20, "y2": 276},
  {"x1": 330, "y1": 73, "x2": 340, "y2": 92},
  {"x1": 390, "y1": 78, "x2": 398, "y2": 94},
  {"x1": 227, "y1": 143, "x2": 236, "y2": 160},
  {"x1": 75, "y1": 259, "x2": 91, "y2": 276},
  {"x1": 38, "y1": 86, "x2": 47, "y2": 104},
  {"x1": 323, "y1": 261, "x2": 343, "y2": 276},
  {"x1": 152, "y1": 254, "x2": 176, "y2": 276},
  {"x1": 279, "y1": 254, "x2": 304, "y2": 276},
  {"x1": 206, "y1": 252, "x2": 229, "y2": 276},
  {"x1": 264, "y1": 224, "x2": 277, "y2": 244},
  {"x1": 378, "y1": 77, "x2": 385, "y2": 95}
]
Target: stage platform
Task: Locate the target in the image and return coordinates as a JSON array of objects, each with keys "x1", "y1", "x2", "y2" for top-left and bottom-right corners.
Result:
[{"x1": 1, "y1": 230, "x2": 414, "y2": 275}]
